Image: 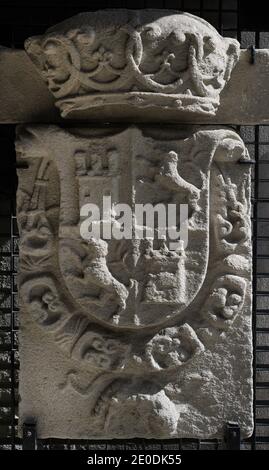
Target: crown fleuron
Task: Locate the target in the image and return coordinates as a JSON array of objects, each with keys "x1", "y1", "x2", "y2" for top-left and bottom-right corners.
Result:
[{"x1": 24, "y1": 10, "x2": 240, "y2": 120}]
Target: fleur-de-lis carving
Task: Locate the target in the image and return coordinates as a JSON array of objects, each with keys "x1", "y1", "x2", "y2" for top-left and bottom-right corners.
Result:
[{"x1": 92, "y1": 45, "x2": 113, "y2": 66}]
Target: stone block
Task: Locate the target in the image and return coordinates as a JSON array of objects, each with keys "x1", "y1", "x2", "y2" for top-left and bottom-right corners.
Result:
[{"x1": 16, "y1": 124, "x2": 253, "y2": 439}]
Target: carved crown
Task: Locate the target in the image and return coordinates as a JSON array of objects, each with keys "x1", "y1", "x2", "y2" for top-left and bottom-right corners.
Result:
[{"x1": 25, "y1": 10, "x2": 240, "y2": 119}]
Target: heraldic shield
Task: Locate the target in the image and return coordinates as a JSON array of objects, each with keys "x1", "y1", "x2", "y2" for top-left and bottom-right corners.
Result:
[{"x1": 16, "y1": 124, "x2": 252, "y2": 438}]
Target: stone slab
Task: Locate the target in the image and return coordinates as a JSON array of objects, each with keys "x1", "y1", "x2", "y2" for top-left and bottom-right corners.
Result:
[{"x1": 16, "y1": 124, "x2": 253, "y2": 439}]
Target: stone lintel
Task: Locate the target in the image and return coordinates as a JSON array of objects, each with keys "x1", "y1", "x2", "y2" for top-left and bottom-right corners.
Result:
[{"x1": 0, "y1": 49, "x2": 269, "y2": 125}]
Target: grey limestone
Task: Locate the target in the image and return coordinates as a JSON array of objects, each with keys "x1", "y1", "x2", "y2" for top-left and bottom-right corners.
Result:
[{"x1": 16, "y1": 124, "x2": 253, "y2": 439}]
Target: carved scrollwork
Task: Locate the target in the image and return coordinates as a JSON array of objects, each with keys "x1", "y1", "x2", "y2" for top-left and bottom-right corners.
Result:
[
  {"x1": 144, "y1": 324, "x2": 204, "y2": 371},
  {"x1": 24, "y1": 10, "x2": 239, "y2": 118},
  {"x1": 20, "y1": 275, "x2": 73, "y2": 329},
  {"x1": 201, "y1": 275, "x2": 247, "y2": 329},
  {"x1": 214, "y1": 174, "x2": 250, "y2": 253},
  {"x1": 71, "y1": 328, "x2": 131, "y2": 371}
]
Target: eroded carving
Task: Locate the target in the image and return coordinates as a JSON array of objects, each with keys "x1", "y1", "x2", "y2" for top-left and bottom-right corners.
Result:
[
  {"x1": 215, "y1": 174, "x2": 250, "y2": 253},
  {"x1": 24, "y1": 10, "x2": 239, "y2": 119},
  {"x1": 17, "y1": 124, "x2": 252, "y2": 439},
  {"x1": 201, "y1": 275, "x2": 247, "y2": 329}
]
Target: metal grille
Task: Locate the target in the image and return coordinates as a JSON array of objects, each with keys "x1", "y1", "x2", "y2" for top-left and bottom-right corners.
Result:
[{"x1": 0, "y1": 0, "x2": 268, "y2": 450}]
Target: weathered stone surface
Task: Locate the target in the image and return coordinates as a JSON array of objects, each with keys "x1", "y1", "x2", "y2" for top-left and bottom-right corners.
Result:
[
  {"x1": 16, "y1": 124, "x2": 253, "y2": 439},
  {"x1": 24, "y1": 10, "x2": 239, "y2": 120},
  {"x1": 2, "y1": 48, "x2": 269, "y2": 124}
]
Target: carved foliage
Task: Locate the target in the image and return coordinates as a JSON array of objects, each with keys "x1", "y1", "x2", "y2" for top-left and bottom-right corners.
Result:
[
  {"x1": 17, "y1": 124, "x2": 251, "y2": 436},
  {"x1": 24, "y1": 10, "x2": 239, "y2": 117}
]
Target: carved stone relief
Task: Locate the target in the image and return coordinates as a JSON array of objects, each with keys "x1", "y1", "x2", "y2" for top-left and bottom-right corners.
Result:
[
  {"x1": 16, "y1": 124, "x2": 253, "y2": 439},
  {"x1": 24, "y1": 10, "x2": 240, "y2": 120}
]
